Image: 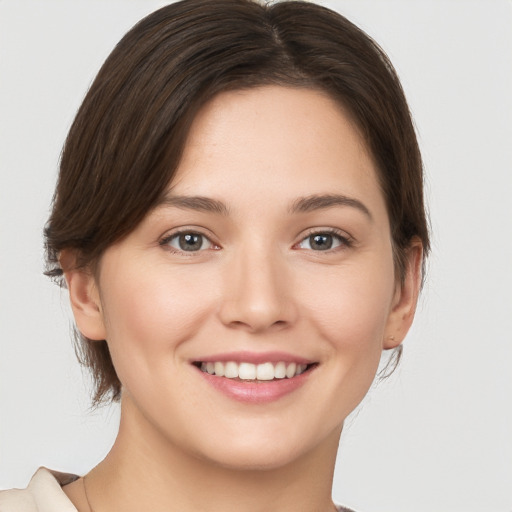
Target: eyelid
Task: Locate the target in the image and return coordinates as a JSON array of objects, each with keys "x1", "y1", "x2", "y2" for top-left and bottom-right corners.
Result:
[
  {"x1": 158, "y1": 226, "x2": 353, "y2": 254},
  {"x1": 159, "y1": 227, "x2": 220, "y2": 254},
  {"x1": 294, "y1": 227, "x2": 354, "y2": 251}
]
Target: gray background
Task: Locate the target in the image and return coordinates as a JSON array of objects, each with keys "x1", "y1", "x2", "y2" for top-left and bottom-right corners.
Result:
[{"x1": 1, "y1": 1, "x2": 511, "y2": 511}]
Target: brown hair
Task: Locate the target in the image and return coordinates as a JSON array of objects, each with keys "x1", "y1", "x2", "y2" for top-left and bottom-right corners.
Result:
[{"x1": 45, "y1": 0, "x2": 430, "y2": 404}]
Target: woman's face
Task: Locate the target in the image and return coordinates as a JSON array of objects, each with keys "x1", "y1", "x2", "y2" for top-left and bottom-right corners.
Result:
[{"x1": 76, "y1": 86, "x2": 417, "y2": 470}]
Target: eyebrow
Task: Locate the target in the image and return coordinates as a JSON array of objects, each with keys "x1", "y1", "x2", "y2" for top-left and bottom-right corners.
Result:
[
  {"x1": 289, "y1": 194, "x2": 372, "y2": 220},
  {"x1": 155, "y1": 193, "x2": 371, "y2": 220},
  {"x1": 155, "y1": 195, "x2": 230, "y2": 215}
]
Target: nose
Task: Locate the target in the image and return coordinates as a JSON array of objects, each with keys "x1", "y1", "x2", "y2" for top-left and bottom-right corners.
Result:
[{"x1": 218, "y1": 247, "x2": 298, "y2": 333}]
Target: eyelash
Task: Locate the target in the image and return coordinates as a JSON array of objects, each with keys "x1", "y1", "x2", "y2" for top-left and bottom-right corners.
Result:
[
  {"x1": 294, "y1": 228, "x2": 354, "y2": 252},
  {"x1": 159, "y1": 230, "x2": 219, "y2": 255},
  {"x1": 159, "y1": 228, "x2": 353, "y2": 255}
]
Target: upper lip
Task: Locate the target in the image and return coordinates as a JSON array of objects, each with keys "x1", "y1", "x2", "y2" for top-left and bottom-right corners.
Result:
[{"x1": 192, "y1": 351, "x2": 315, "y2": 365}]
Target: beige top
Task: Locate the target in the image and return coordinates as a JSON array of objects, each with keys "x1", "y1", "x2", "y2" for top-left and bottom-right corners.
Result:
[
  {"x1": 0, "y1": 468, "x2": 356, "y2": 512},
  {"x1": 0, "y1": 468, "x2": 78, "y2": 512}
]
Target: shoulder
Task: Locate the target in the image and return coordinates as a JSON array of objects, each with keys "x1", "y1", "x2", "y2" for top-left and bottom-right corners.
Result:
[{"x1": 0, "y1": 468, "x2": 78, "y2": 512}]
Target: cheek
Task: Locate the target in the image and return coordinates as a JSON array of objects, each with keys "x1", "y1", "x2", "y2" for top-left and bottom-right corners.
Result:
[
  {"x1": 298, "y1": 258, "x2": 396, "y2": 422},
  {"x1": 302, "y1": 257, "x2": 395, "y2": 356},
  {"x1": 98, "y1": 260, "x2": 217, "y2": 382}
]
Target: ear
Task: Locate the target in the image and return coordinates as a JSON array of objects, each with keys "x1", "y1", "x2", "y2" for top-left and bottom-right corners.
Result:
[
  {"x1": 60, "y1": 250, "x2": 107, "y2": 341},
  {"x1": 383, "y1": 239, "x2": 423, "y2": 349}
]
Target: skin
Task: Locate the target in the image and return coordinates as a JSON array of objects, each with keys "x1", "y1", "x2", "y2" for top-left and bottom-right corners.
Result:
[{"x1": 62, "y1": 86, "x2": 422, "y2": 512}]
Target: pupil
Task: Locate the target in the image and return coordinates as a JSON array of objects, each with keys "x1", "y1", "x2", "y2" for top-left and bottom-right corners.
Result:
[
  {"x1": 179, "y1": 233, "x2": 202, "y2": 251},
  {"x1": 311, "y1": 234, "x2": 332, "y2": 250}
]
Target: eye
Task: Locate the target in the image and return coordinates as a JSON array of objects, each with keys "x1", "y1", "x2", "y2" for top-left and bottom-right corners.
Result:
[
  {"x1": 161, "y1": 231, "x2": 215, "y2": 252},
  {"x1": 296, "y1": 231, "x2": 351, "y2": 251}
]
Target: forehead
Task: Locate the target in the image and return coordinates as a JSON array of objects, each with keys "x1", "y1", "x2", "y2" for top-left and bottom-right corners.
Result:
[{"x1": 168, "y1": 86, "x2": 386, "y2": 220}]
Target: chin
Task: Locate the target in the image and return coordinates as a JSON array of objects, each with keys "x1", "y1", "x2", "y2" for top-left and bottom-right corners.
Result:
[
  {"x1": 192, "y1": 421, "x2": 341, "y2": 473},
  {"x1": 202, "y1": 444, "x2": 307, "y2": 472}
]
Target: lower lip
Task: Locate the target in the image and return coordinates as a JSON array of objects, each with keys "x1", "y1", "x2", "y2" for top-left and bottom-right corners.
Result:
[{"x1": 196, "y1": 367, "x2": 313, "y2": 404}]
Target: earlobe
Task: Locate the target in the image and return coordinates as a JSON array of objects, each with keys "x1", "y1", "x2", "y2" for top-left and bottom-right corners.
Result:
[
  {"x1": 60, "y1": 251, "x2": 107, "y2": 341},
  {"x1": 383, "y1": 239, "x2": 423, "y2": 350}
]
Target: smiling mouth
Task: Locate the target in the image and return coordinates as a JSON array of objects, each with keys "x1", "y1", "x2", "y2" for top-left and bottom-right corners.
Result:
[{"x1": 193, "y1": 361, "x2": 316, "y2": 381}]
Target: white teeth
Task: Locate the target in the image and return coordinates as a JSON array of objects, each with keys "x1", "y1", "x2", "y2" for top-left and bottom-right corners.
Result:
[
  {"x1": 285, "y1": 362, "x2": 297, "y2": 378},
  {"x1": 199, "y1": 360, "x2": 309, "y2": 380},
  {"x1": 214, "y1": 362, "x2": 225, "y2": 377},
  {"x1": 274, "y1": 361, "x2": 286, "y2": 379},
  {"x1": 238, "y1": 362, "x2": 256, "y2": 380},
  {"x1": 256, "y1": 362, "x2": 274, "y2": 381},
  {"x1": 224, "y1": 361, "x2": 238, "y2": 378}
]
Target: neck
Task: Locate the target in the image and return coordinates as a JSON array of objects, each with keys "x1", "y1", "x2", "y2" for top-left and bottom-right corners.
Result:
[{"x1": 85, "y1": 396, "x2": 340, "y2": 512}]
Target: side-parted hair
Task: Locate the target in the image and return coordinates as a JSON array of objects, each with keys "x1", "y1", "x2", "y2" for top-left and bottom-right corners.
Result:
[{"x1": 45, "y1": 0, "x2": 430, "y2": 404}]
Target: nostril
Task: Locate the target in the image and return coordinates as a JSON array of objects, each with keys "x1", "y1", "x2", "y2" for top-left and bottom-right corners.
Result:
[
  {"x1": 228, "y1": 320, "x2": 250, "y2": 329},
  {"x1": 225, "y1": 318, "x2": 290, "y2": 333},
  {"x1": 218, "y1": 292, "x2": 298, "y2": 332}
]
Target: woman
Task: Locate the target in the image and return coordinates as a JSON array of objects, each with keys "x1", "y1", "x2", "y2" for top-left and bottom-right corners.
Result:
[{"x1": 0, "y1": 0, "x2": 429, "y2": 510}]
